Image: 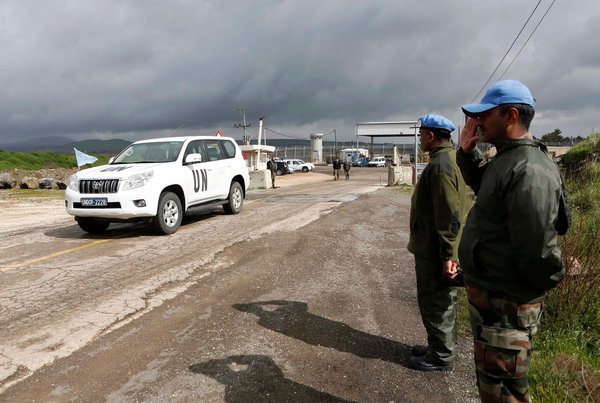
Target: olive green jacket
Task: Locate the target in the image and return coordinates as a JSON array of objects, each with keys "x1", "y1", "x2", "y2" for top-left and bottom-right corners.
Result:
[
  {"x1": 407, "y1": 145, "x2": 467, "y2": 262},
  {"x1": 457, "y1": 138, "x2": 565, "y2": 303}
]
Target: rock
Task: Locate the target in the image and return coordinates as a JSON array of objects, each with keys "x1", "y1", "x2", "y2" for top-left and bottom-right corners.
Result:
[
  {"x1": 38, "y1": 178, "x2": 54, "y2": 189},
  {"x1": 55, "y1": 181, "x2": 67, "y2": 190},
  {"x1": 20, "y1": 177, "x2": 39, "y2": 189},
  {"x1": 0, "y1": 172, "x2": 16, "y2": 189}
]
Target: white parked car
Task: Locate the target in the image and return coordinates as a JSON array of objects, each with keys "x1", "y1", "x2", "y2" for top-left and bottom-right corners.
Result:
[
  {"x1": 65, "y1": 136, "x2": 250, "y2": 235},
  {"x1": 282, "y1": 159, "x2": 315, "y2": 172},
  {"x1": 368, "y1": 156, "x2": 387, "y2": 167}
]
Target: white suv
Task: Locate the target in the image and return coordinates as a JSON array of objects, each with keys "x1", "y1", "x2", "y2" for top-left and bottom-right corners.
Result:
[
  {"x1": 282, "y1": 159, "x2": 315, "y2": 172},
  {"x1": 65, "y1": 136, "x2": 249, "y2": 235},
  {"x1": 368, "y1": 156, "x2": 387, "y2": 167}
]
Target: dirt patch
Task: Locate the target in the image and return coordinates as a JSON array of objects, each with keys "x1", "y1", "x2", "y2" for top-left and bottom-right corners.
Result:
[{"x1": 274, "y1": 171, "x2": 332, "y2": 188}]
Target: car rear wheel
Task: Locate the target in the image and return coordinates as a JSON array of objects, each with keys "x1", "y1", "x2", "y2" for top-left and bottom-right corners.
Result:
[
  {"x1": 76, "y1": 217, "x2": 110, "y2": 234},
  {"x1": 153, "y1": 191, "x2": 182, "y2": 235},
  {"x1": 223, "y1": 182, "x2": 243, "y2": 214},
  {"x1": 276, "y1": 169, "x2": 283, "y2": 176}
]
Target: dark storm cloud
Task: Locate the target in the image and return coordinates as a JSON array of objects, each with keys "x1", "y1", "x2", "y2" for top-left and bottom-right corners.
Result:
[{"x1": 0, "y1": 0, "x2": 598, "y2": 142}]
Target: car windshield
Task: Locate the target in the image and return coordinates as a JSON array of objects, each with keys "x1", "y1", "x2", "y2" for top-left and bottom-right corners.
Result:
[{"x1": 112, "y1": 141, "x2": 184, "y2": 164}]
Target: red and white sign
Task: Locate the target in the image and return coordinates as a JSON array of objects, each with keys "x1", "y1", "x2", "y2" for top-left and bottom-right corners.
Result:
[{"x1": 214, "y1": 130, "x2": 222, "y2": 137}]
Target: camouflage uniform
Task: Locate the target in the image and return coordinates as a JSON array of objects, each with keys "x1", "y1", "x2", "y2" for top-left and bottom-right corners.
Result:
[
  {"x1": 332, "y1": 159, "x2": 342, "y2": 180},
  {"x1": 343, "y1": 160, "x2": 351, "y2": 179},
  {"x1": 457, "y1": 138, "x2": 567, "y2": 401},
  {"x1": 267, "y1": 158, "x2": 277, "y2": 188},
  {"x1": 407, "y1": 145, "x2": 467, "y2": 367}
]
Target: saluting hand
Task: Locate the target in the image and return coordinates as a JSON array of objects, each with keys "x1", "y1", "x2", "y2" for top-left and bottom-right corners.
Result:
[{"x1": 460, "y1": 117, "x2": 479, "y2": 153}]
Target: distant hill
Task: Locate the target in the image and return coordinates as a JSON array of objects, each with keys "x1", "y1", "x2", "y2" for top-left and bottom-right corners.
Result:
[
  {"x1": 59, "y1": 139, "x2": 132, "y2": 154},
  {"x1": 0, "y1": 136, "x2": 74, "y2": 151},
  {"x1": 0, "y1": 136, "x2": 367, "y2": 154},
  {"x1": 0, "y1": 137, "x2": 131, "y2": 154}
]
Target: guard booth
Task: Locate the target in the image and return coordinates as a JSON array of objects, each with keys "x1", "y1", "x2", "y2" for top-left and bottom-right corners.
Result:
[{"x1": 355, "y1": 121, "x2": 419, "y2": 185}]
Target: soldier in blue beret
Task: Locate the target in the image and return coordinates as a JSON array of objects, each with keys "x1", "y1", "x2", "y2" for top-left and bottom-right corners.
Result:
[
  {"x1": 407, "y1": 114, "x2": 467, "y2": 371},
  {"x1": 458, "y1": 80, "x2": 570, "y2": 401}
]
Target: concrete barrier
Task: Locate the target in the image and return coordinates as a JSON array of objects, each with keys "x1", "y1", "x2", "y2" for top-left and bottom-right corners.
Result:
[{"x1": 387, "y1": 165, "x2": 413, "y2": 186}]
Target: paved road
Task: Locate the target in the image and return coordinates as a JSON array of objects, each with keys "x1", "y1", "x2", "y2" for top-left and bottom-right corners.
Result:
[{"x1": 0, "y1": 167, "x2": 477, "y2": 402}]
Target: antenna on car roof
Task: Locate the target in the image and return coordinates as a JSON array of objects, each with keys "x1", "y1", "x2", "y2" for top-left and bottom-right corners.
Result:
[{"x1": 166, "y1": 123, "x2": 185, "y2": 137}]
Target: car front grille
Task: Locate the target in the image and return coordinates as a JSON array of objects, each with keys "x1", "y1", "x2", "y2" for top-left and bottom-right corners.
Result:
[
  {"x1": 79, "y1": 179, "x2": 120, "y2": 194},
  {"x1": 73, "y1": 202, "x2": 121, "y2": 209}
]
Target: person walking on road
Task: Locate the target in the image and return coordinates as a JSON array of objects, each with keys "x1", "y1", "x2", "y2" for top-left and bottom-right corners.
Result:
[
  {"x1": 343, "y1": 159, "x2": 351, "y2": 180},
  {"x1": 407, "y1": 114, "x2": 467, "y2": 372},
  {"x1": 457, "y1": 80, "x2": 570, "y2": 402},
  {"x1": 332, "y1": 158, "x2": 342, "y2": 181},
  {"x1": 267, "y1": 155, "x2": 277, "y2": 188}
]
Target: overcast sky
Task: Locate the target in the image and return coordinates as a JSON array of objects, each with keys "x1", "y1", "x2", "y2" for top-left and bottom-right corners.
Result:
[{"x1": 0, "y1": 0, "x2": 598, "y2": 145}]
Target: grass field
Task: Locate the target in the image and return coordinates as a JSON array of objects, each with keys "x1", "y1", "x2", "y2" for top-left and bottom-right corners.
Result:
[{"x1": 0, "y1": 150, "x2": 110, "y2": 170}]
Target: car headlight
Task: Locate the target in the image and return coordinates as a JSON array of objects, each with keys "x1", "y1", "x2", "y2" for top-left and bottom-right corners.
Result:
[
  {"x1": 122, "y1": 171, "x2": 154, "y2": 190},
  {"x1": 68, "y1": 174, "x2": 79, "y2": 191}
]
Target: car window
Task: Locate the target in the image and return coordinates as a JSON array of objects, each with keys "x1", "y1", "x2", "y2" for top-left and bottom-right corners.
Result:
[
  {"x1": 183, "y1": 140, "x2": 207, "y2": 163},
  {"x1": 221, "y1": 140, "x2": 236, "y2": 158},
  {"x1": 202, "y1": 140, "x2": 224, "y2": 161},
  {"x1": 113, "y1": 141, "x2": 183, "y2": 164}
]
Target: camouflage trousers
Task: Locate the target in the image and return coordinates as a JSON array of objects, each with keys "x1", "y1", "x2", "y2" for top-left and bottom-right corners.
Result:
[
  {"x1": 333, "y1": 169, "x2": 340, "y2": 180},
  {"x1": 414, "y1": 256, "x2": 458, "y2": 365},
  {"x1": 466, "y1": 286, "x2": 543, "y2": 403},
  {"x1": 271, "y1": 171, "x2": 276, "y2": 188}
]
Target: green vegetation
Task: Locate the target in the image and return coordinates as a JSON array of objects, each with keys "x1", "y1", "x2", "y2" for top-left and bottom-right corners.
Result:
[
  {"x1": 0, "y1": 150, "x2": 110, "y2": 170},
  {"x1": 530, "y1": 133, "x2": 600, "y2": 401}
]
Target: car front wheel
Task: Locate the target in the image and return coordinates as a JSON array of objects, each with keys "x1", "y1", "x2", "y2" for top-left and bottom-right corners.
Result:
[
  {"x1": 223, "y1": 182, "x2": 243, "y2": 214},
  {"x1": 302, "y1": 166, "x2": 308, "y2": 172},
  {"x1": 153, "y1": 191, "x2": 182, "y2": 235}
]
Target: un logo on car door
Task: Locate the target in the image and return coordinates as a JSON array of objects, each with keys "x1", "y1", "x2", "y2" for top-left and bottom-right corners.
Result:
[{"x1": 193, "y1": 169, "x2": 208, "y2": 192}]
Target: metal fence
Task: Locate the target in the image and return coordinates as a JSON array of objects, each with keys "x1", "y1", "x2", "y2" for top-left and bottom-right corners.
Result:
[{"x1": 273, "y1": 144, "x2": 418, "y2": 162}]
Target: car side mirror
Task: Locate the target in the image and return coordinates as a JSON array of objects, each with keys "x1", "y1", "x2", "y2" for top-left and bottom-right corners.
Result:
[
  {"x1": 185, "y1": 153, "x2": 203, "y2": 164},
  {"x1": 108, "y1": 157, "x2": 114, "y2": 164}
]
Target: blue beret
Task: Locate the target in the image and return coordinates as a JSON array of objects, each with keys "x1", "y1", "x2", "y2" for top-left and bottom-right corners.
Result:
[
  {"x1": 418, "y1": 114, "x2": 456, "y2": 132},
  {"x1": 462, "y1": 80, "x2": 535, "y2": 117}
]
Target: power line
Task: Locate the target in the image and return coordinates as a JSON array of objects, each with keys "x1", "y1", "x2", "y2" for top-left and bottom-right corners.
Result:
[
  {"x1": 470, "y1": 0, "x2": 543, "y2": 102},
  {"x1": 498, "y1": 0, "x2": 558, "y2": 80},
  {"x1": 263, "y1": 127, "x2": 307, "y2": 140}
]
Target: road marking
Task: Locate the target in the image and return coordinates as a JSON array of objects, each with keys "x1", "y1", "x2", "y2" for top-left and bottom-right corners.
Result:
[{"x1": 1, "y1": 238, "x2": 118, "y2": 272}]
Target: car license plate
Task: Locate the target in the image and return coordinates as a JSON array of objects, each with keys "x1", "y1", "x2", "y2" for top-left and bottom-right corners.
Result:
[{"x1": 80, "y1": 197, "x2": 108, "y2": 207}]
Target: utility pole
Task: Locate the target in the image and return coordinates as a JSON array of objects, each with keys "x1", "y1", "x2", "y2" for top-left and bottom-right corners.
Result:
[
  {"x1": 334, "y1": 129, "x2": 337, "y2": 158},
  {"x1": 234, "y1": 108, "x2": 251, "y2": 145}
]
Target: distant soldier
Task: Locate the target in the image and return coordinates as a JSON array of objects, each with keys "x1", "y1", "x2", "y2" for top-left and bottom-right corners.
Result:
[
  {"x1": 267, "y1": 155, "x2": 277, "y2": 188},
  {"x1": 458, "y1": 80, "x2": 570, "y2": 402},
  {"x1": 332, "y1": 158, "x2": 342, "y2": 181},
  {"x1": 407, "y1": 114, "x2": 467, "y2": 372},
  {"x1": 343, "y1": 159, "x2": 351, "y2": 180}
]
